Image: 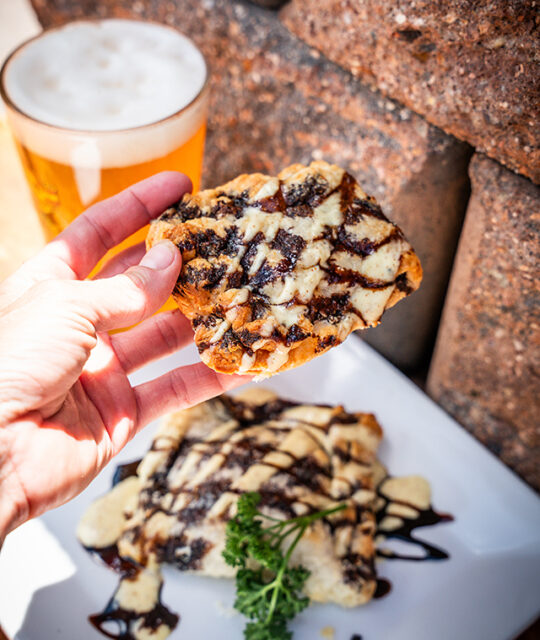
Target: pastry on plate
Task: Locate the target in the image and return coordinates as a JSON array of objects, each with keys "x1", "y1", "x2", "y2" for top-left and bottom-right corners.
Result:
[
  {"x1": 78, "y1": 390, "x2": 452, "y2": 640},
  {"x1": 122, "y1": 388, "x2": 380, "y2": 605},
  {"x1": 78, "y1": 389, "x2": 383, "y2": 623},
  {"x1": 147, "y1": 161, "x2": 422, "y2": 377}
]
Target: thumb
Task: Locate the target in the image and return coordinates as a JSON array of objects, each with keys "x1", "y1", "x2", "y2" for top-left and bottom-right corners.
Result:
[{"x1": 83, "y1": 240, "x2": 181, "y2": 331}]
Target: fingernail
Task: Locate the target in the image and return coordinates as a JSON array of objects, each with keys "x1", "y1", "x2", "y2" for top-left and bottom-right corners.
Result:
[{"x1": 140, "y1": 240, "x2": 177, "y2": 270}]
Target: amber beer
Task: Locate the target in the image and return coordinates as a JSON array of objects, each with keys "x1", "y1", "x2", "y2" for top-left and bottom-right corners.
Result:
[{"x1": 0, "y1": 19, "x2": 209, "y2": 277}]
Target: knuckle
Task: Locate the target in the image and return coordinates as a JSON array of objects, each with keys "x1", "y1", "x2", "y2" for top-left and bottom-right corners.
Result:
[
  {"x1": 169, "y1": 369, "x2": 191, "y2": 407},
  {"x1": 121, "y1": 270, "x2": 150, "y2": 316},
  {"x1": 155, "y1": 314, "x2": 181, "y2": 352}
]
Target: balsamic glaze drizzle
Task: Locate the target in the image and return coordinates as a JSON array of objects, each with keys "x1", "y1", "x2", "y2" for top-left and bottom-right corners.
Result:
[
  {"x1": 375, "y1": 483, "x2": 454, "y2": 562},
  {"x1": 89, "y1": 587, "x2": 179, "y2": 640},
  {"x1": 85, "y1": 541, "x2": 180, "y2": 640},
  {"x1": 112, "y1": 460, "x2": 140, "y2": 487}
]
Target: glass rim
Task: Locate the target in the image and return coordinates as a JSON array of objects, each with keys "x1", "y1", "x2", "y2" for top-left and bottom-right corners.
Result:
[{"x1": 0, "y1": 18, "x2": 210, "y2": 135}]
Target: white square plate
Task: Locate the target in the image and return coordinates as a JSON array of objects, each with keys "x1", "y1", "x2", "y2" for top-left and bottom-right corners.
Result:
[{"x1": 1, "y1": 337, "x2": 539, "y2": 640}]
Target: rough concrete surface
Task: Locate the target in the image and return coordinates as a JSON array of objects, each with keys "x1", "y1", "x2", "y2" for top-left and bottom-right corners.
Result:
[
  {"x1": 281, "y1": 0, "x2": 539, "y2": 183},
  {"x1": 428, "y1": 153, "x2": 540, "y2": 490}
]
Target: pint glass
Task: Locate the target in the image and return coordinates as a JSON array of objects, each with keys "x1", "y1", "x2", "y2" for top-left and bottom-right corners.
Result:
[{"x1": 0, "y1": 20, "x2": 209, "y2": 282}]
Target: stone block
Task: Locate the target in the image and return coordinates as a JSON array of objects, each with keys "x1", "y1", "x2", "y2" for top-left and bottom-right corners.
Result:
[
  {"x1": 428, "y1": 153, "x2": 540, "y2": 490},
  {"x1": 32, "y1": 0, "x2": 471, "y2": 371},
  {"x1": 281, "y1": 0, "x2": 539, "y2": 183}
]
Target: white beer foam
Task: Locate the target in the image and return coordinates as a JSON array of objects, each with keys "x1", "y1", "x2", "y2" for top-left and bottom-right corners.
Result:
[
  {"x1": 3, "y1": 20, "x2": 208, "y2": 167},
  {"x1": 5, "y1": 20, "x2": 206, "y2": 131}
]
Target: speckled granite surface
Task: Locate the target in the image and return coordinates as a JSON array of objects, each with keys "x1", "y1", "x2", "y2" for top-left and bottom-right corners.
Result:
[
  {"x1": 281, "y1": 0, "x2": 539, "y2": 183},
  {"x1": 428, "y1": 154, "x2": 540, "y2": 490},
  {"x1": 31, "y1": 0, "x2": 471, "y2": 371}
]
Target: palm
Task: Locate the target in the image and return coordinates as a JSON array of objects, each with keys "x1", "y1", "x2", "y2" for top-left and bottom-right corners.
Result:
[
  {"x1": 0, "y1": 173, "x2": 246, "y2": 538},
  {"x1": 3, "y1": 331, "x2": 136, "y2": 518}
]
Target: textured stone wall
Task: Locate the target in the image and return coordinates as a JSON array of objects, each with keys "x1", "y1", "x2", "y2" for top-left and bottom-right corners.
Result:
[
  {"x1": 428, "y1": 154, "x2": 540, "y2": 489},
  {"x1": 32, "y1": 0, "x2": 471, "y2": 371},
  {"x1": 281, "y1": 0, "x2": 539, "y2": 183}
]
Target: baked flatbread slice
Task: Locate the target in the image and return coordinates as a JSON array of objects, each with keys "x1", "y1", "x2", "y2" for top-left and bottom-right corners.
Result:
[{"x1": 147, "y1": 161, "x2": 422, "y2": 377}]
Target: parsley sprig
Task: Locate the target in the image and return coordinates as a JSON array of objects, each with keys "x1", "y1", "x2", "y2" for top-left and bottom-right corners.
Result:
[{"x1": 223, "y1": 492, "x2": 346, "y2": 640}]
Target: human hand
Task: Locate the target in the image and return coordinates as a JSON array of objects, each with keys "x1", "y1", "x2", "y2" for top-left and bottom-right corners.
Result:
[{"x1": 0, "y1": 172, "x2": 246, "y2": 543}]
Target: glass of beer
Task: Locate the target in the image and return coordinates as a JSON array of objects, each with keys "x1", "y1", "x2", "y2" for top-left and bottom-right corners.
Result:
[{"x1": 0, "y1": 19, "x2": 209, "y2": 284}]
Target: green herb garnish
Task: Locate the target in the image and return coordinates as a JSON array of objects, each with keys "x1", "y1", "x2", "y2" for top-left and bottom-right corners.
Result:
[{"x1": 223, "y1": 492, "x2": 346, "y2": 640}]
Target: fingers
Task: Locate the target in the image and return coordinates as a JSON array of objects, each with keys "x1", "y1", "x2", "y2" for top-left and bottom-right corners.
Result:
[
  {"x1": 134, "y1": 362, "x2": 249, "y2": 428},
  {"x1": 43, "y1": 171, "x2": 191, "y2": 280},
  {"x1": 111, "y1": 308, "x2": 193, "y2": 373},
  {"x1": 81, "y1": 240, "x2": 182, "y2": 332},
  {"x1": 92, "y1": 242, "x2": 146, "y2": 280}
]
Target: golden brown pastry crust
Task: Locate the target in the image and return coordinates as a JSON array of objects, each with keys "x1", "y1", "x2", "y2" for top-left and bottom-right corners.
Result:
[{"x1": 148, "y1": 161, "x2": 422, "y2": 377}]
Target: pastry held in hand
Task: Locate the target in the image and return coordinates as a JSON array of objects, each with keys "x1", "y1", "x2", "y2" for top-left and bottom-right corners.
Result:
[{"x1": 147, "y1": 161, "x2": 422, "y2": 376}]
